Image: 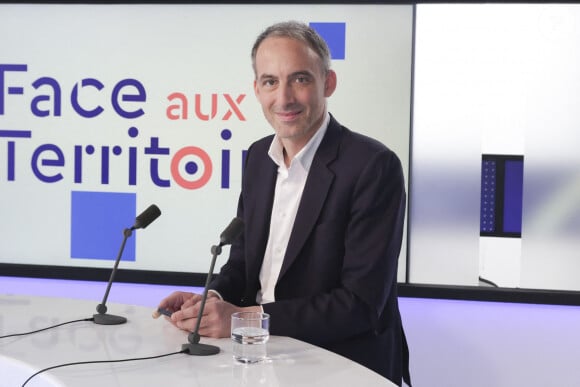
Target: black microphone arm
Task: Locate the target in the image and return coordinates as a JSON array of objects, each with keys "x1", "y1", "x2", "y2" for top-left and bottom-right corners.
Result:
[
  {"x1": 94, "y1": 204, "x2": 162, "y2": 325},
  {"x1": 183, "y1": 217, "x2": 244, "y2": 356}
]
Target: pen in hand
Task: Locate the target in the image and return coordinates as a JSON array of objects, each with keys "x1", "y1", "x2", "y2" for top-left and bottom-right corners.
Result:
[{"x1": 152, "y1": 307, "x2": 173, "y2": 319}]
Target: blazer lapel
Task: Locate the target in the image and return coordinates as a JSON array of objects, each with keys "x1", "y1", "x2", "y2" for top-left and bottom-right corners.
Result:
[{"x1": 278, "y1": 117, "x2": 342, "y2": 280}]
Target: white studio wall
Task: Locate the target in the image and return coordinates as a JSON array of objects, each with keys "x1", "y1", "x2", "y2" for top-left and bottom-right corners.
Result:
[
  {"x1": 401, "y1": 296, "x2": 580, "y2": 387},
  {"x1": 410, "y1": 3, "x2": 580, "y2": 291}
]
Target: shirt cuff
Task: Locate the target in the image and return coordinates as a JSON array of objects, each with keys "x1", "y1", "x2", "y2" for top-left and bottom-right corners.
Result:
[{"x1": 208, "y1": 289, "x2": 223, "y2": 300}]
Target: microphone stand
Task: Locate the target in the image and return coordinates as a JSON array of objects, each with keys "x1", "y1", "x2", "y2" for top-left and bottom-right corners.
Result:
[
  {"x1": 182, "y1": 243, "x2": 224, "y2": 355},
  {"x1": 93, "y1": 227, "x2": 134, "y2": 325}
]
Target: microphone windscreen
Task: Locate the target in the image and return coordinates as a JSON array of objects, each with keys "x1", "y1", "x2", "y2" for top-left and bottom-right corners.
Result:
[
  {"x1": 133, "y1": 204, "x2": 161, "y2": 229},
  {"x1": 219, "y1": 217, "x2": 244, "y2": 246}
]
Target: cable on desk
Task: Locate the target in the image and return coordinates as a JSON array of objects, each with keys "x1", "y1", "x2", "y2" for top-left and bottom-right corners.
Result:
[
  {"x1": 478, "y1": 276, "x2": 499, "y2": 287},
  {"x1": 21, "y1": 348, "x2": 189, "y2": 386},
  {"x1": 0, "y1": 317, "x2": 95, "y2": 339}
]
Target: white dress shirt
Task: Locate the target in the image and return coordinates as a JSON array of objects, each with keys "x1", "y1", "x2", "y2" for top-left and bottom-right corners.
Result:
[{"x1": 256, "y1": 112, "x2": 330, "y2": 304}]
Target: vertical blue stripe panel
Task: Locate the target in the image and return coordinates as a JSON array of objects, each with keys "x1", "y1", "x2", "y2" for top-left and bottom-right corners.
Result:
[
  {"x1": 480, "y1": 160, "x2": 497, "y2": 233},
  {"x1": 503, "y1": 160, "x2": 524, "y2": 233}
]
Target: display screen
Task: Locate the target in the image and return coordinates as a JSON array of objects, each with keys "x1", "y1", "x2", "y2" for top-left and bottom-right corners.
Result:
[{"x1": 0, "y1": 3, "x2": 413, "y2": 278}]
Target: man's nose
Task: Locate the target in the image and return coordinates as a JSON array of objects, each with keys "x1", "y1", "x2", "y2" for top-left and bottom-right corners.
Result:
[{"x1": 277, "y1": 82, "x2": 295, "y2": 105}]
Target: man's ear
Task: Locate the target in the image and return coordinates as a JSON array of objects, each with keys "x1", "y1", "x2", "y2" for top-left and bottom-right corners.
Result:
[{"x1": 324, "y1": 70, "x2": 337, "y2": 97}]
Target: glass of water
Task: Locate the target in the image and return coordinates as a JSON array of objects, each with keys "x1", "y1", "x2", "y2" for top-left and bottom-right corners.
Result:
[{"x1": 231, "y1": 311, "x2": 270, "y2": 363}]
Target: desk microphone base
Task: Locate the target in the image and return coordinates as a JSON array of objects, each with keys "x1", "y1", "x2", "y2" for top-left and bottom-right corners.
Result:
[
  {"x1": 182, "y1": 342, "x2": 220, "y2": 356},
  {"x1": 93, "y1": 313, "x2": 127, "y2": 325}
]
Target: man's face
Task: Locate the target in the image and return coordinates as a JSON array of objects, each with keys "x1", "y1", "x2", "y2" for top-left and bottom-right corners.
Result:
[{"x1": 253, "y1": 36, "x2": 336, "y2": 145}]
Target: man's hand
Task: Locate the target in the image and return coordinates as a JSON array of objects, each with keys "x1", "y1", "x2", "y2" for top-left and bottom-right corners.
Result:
[
  {"x1": 169, "y1": 297, "x2": 261, "y2": 338},
  {"x1": 157, "y1": 291, "x2": 199, "y2": 312}
]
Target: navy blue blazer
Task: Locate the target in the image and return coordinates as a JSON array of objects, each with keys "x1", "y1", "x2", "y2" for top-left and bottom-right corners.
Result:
[{"x1": 211, "y1": 115, "x2": 410, "y2": 386}]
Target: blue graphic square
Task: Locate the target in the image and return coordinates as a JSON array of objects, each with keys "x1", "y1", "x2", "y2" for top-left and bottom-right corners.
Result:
[
  {"x1": 71, "y1": 191, "x2": 136, "y2": 261},
  {"x1": 310, "y1": 22, "x2": 346, "y2": 60}
]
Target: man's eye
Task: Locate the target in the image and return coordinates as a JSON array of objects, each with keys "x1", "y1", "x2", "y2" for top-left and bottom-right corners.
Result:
[
  {"x1": 262, "y1": 79, "x2": 276, "y2": 87},
  {"x1": 296, "y1": 76, "x2": 309, "y2": 83}
]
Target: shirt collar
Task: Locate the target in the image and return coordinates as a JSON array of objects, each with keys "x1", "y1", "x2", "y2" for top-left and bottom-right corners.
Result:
[{"x1": 268, "y1": 112, "x2": 330, "y2": 172}]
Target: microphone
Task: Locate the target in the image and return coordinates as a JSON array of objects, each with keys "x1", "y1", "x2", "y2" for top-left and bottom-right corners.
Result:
[
  {"x1": 133, "y1": 204, "x2": 161, "y2": 230},
  {"x1": 182, "y1": 217, "x2": 244, "y2": 356},
  {"x1": 94, "y1": 204, "x2": 162, "y2": 325}
]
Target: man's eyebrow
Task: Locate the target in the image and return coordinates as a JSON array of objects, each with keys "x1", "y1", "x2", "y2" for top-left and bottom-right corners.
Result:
[
  {"x1": 289, "y1": 70, "x2": 313, "y2": 78},
  {"x1": 258, "y1": 73, "x2": 277, "y2": 81},
  {"x1": 257, "y1": 70, "x2": 313, "y2": 82}
]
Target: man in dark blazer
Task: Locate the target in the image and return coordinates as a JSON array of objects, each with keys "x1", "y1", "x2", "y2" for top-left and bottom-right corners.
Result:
[{"x1": 158, "y1": 20, "x2": 410, "y2": 386}]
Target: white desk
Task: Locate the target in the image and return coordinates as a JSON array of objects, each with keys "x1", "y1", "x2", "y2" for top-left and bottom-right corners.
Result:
[{"x1": 0, "y1": 295, "x2": 395, "y2": 387}]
